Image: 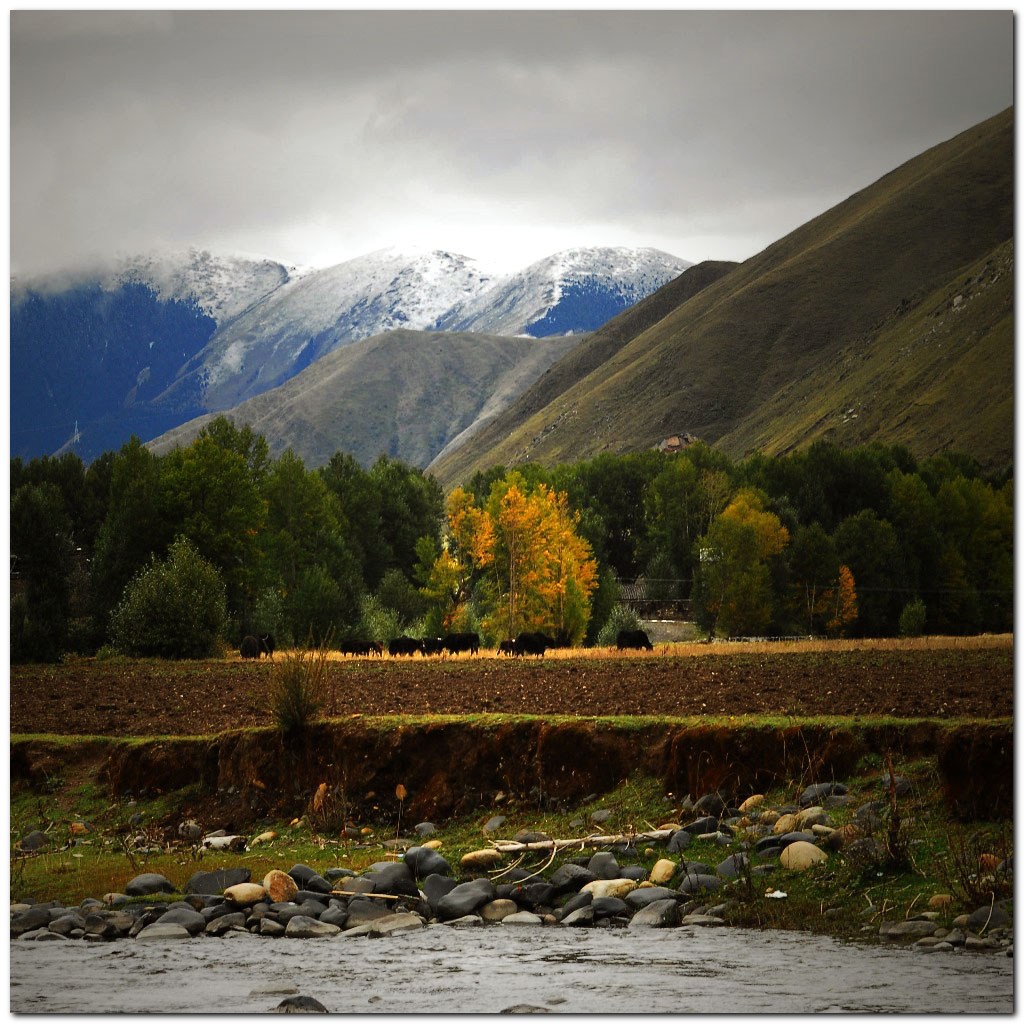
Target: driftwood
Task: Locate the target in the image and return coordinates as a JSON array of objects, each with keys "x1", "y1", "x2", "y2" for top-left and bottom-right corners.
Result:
[
  {"x1": 489, "y1": 829, "x2": 676, "y2": 856},
  {"x1": 329, "y1": 890, "x2": 402, "y2": 900}
]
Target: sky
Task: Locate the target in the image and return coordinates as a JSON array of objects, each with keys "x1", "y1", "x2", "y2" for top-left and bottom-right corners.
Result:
[{"x1": 9, "y1": 9, "x2": 1014, "y2": 278}]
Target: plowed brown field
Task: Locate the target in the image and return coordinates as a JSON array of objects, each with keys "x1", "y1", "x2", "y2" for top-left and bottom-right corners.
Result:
[{"x1": 10, "y1": 636, "x2": 1012, "y2": 737}]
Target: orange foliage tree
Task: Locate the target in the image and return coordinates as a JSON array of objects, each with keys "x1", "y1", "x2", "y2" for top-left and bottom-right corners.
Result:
[{"x1": 423, "y1": 472, "x2": 598, "y2": 644}]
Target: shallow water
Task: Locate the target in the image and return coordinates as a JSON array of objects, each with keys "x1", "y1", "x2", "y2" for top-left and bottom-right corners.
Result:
[{"x1": 9, "y1": 926, "x2": 1013, "y2": 1014}]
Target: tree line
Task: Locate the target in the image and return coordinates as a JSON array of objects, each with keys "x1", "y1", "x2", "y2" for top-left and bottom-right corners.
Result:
[{"x1": 10, "y1": 420, "x2": 1012, "y2": 662}]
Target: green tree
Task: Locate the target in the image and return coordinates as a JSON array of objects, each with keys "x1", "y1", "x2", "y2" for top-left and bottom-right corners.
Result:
[
  {"x1": 834, "y1": 510, "x2": 905, "y2": 636},
  {"x1": 787, "y1": 523, "x2": 840, "y2": 634},
  {"x1": 10, "y1": 482, "x2": 75, "y2": 662},
  {"x1": 109, "y1": 537, "x2": 227, "y2": 658},
  {"x1": 694, "y1": 489, "x2": 789, "y2": 637}
]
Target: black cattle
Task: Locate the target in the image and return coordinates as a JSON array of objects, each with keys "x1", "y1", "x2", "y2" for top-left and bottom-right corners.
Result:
[
  {"x1": 240, "y1": 634, "x2": 261, "y2": 659},
  {"x1": 388, "y1": 635, "x2": 421, "y2": 657},
  {"x1": 443, "y1": 631, "x2": 479, "y2": 655},
  {"x1": 420, "y1": 636, "x2": 445, "y2": 657},
  {"x1": 497, "y1": 639, "x2": 517, "y2": 656},
  {"x1": 259, "y1": 633, "x2": 276, "y2": 658},
  {"x1": 340, "y1": 640, "x2": 383, "y2": 657},
  {"x1": 616, "y1": 628, "x2": 653, "y2": 651},
  {"x1": 515, "y1": 631, "x2": 552, "y2": 657}
]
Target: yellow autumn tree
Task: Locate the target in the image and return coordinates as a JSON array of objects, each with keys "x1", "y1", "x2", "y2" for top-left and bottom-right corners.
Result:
[
  {"x1": 825, "y1": 564, "x2": 858, "y2": 636},
  {"x1": 423, "y1": 473, "x2": 598, "y2": 644}
]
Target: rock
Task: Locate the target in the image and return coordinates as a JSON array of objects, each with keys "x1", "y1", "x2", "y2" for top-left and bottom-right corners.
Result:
[
  {"x1": 403, "y1": 846, "x2": 451, "y2": 880},
  {"x1": 620, "y1": 866, "x2": 648, "y2": 881},
  {"x1": 460, "y1": 849, "x2": 503, "y2": 870},
  {"x1": 318, "y1": 906, "x2": 348, "y2": 929},
  {"x1": 795, "y1": 806, "x2": 830, "y2": 829},
  {"x1": 558, "y1": 891, "x2": 593, "y2": 918},
  {"x1": 423, "y1": 840, "x2": 444, "y2": 851},
  {"x1": 561, "y1": 906, "x2": 595, "y2": 927},
  {"x1": 336, "y1": 877, "x2": 376, "y2": 895},
  {"x1": 483, "y1": 815, "x2": 506, "y2": 834},
  {"x1": 480, "y1": 899, "x2": 519, "y2": 922},
  {"x1": 422, "y1": 874, "x2": 459, "y2": 912},
  {"x1": 370, "y1": 913, "x2": 425, "y2": 936},
  {"x1": 715, "y1": 854, "x2": 750, "y2": 879},
  {"x1": 649, "y1": 859, "x2": 677, "y2": 885},
  {"x1": 502, "y1": 911, "x2": 544, "y2": 926},
  {"x1": 880, "y1": 773, "x2": 913, "y2": 798},
  {"x1": 798, "y1": 782, "x2": 847, "y2": 807},
  {"x1": 681, "y1": 914, "x2": 726, "y2": 926},
  {"x1": 629, "y1": 899, "x2": 679, "y2": 928},
  {"x1": 156, "y1": 907, "x2": 206, "y2": 936},
  {"x1": 511, "y1": 882, "x2": 555, "y2": 909},
  {"x1": 206, "y1": 912, "x2": 248, "y2": 936},
  {"x1": 260, "y1": 918, "x2": 286, "y2": 936},
  {"x1": 135, "y1": 923, "x2": 193, "y2": 942},
  {"x1": 780, "y1": 842, "x2": 828, "y2": 871},
  {"x1": 548, "y1": 863, "x2": 596, "y2": 895},
  {"x1": 880, "y1": 920, "x2": 939, "y2": 940},
  {"x1": 967, "y1": 904, "x2": 1012, "y2": 932},
  {"x1": 19, "y1": 830, "x2": 49, "y2": 851},
  {"x1": 301, "y1": 874, "x2": 333, "y2": 895},
  {"x1": 500, "y1": 1006, "x2": 550, "y2": 1014},
  {"x1": 587, "y1": 851, "x2": 621, "y2": 879},
  {"x1": 11, "y1": 906, "x2": 51, "y2": 937},
  {"x1": 414, "y1": 822, "x2": 437, "y2": 837},
  {"x1": 512, "y1": 830, "x2": 551, "y2": 845},
  {"x1": 776, "y1": 831, "x2": 818, "y2": 849},
  {"x1": 437, "y1": 879, "x2": 497, "y2": 921},
  {"x1": 694, "y1": 792, "x2": 729, "y2": 817},
  {"x1": 442, "y1": 915, "x2": 485, "y2": 927},
  {"x1": 625, "y1": 887, "x2": 677, "y2": 910},
  {"x1": 125, "y1": 873, "x2": 176, "y2": 897},
  {"x1": 263, "y1": 870, "x2": 300, "y2": 904},
  {"x1": 738, "y1": 795, "x2": 764, "y2": 812},
  {"x1": 590, "y1": 809, "x2": 614, "y2": 825},
  {"x1": 580, "y1": 879, "x2": 636, "y2": 900},
  {"x1": 285, "y1": 916, "x2": 341, "y2": 938},
  {"x1": 772, "y1": 813, "x2": 800, "y2": 835},
  {"x1": 274, "y1": 995, "x2": 328, "y2": 1013},
  {"x1": 277, "y1": 901, "x2": 326, "y2": 923},
  {"x1": 677, "y1": 874, "x2": 723, "y2": 895},
  {"x1": 667, "y1": 830, "x2": 692, "y2": 854},
  {"x1": 48, "y1": 912, "x2": 87, "y2": 936},
  {"x1": 365, "y1": 861, "x2": 418, "y2": 897},
  {"x1": 965, "y1": 936, "x2": 1002, "y2": 951},
  {"x1": 224, "y1": 883, "x2": 268, "y2": 906},
  {"x1": 591, "y1": 896, "x2": 629, "y2": 919},
  {"x1": 342, "y1": 898, "x2": 392, "y2": 928},
  {"x1": 324, "y1": 868, "x2": 355, "y2": 881},
  {"x1": 682, "y1": 816, "x2": 720, "y2": 836},
  {"x1": 26, "y1": 929, "x2": 68, "y2": 941},
  {"x1": 186, "y1": 867, "x2": 251, "y2": 895},
  {"x1": 103, "y1": 893, "x2": 129, "y2": 908}
]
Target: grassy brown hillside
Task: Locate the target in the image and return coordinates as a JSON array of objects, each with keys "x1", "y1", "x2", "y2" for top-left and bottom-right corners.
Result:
[
  {"x1": 432, "y1": 108, "x2": 1013, "y2": 486},
  {"x1": 148, "y1": 329, "x2": 581, "y2": 468}
]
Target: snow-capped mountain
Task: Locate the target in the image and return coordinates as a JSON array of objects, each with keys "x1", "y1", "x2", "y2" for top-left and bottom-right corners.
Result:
[
  {"x1": 10, "y1": 243, "x2": 691, "y2": 462},
  {"x1": 434, "y1": 247, "x2": 692, "y2": 337},
  {"x1": 190, "y1": 246, "x2": 495, "y2": 409}
]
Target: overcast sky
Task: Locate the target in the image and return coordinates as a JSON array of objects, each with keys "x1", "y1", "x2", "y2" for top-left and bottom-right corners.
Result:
[{"x1": 9, "y1": 10, "x2": 1013, "y2": 277}]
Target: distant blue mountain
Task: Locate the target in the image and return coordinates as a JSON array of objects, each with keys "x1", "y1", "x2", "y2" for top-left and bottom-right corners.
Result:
[{"x1": 10, "y1": 281, "x2": 214, "y2": 461}]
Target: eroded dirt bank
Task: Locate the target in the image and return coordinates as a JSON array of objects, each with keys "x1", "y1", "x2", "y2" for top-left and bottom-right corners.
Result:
[{"x1": 11, "y1": 718, "x2": 1011, "y2": 828}]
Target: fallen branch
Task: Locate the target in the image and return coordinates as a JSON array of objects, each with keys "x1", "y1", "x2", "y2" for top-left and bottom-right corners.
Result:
[
  {"x1": 490, "y1": 829, "x2": 676, "y2": 855},
  {"x1": 329, "y1": 890, "x2": 402, "y2": 900}
]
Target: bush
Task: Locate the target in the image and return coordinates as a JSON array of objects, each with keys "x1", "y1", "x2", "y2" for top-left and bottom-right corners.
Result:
[
  {"x1": 596, "y1": 604, "x2": 643, "y2": 647},
  {"x1": 357, "y1": 593, "x2": 402, "y2": 643},
  {"x1": 271, "y1": 644, "x2": 330, "y2": 735},
  {"x1": 899, "y1": 597, "x2": 927, "y2": 638},
  {"x1": 108, "y1": 537, "x2": 227, "y2": 658}
]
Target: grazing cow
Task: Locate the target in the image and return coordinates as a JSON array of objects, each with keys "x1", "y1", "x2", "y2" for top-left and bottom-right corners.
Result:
[
  {"x1": 498, "y1": 639, "x2": 517, "y2": 656},
  {"x1": 515, "y1": 631, "x2": 552, "y2": 657},
  {"x1": 420, "y1": 636, "x2": 445, "y2": 657},
  {"x1": 259, "y1": 633, "x2": 276, "y2": 658},
  {"x1": 340, "y1": 640, "x2": 383, "y2": 657},
  {"x1": 443, "y1": 631, "x2": 480, "y2": 655},
  {"x1": 616, "y1": 628, "x2": 653, "y2": 651},
  {"x1": 240, "y1": 634, "x2": 261, "y2": 659},
  {"x1": 388, "y1": 635, "x2": 421, "y2": 657}
]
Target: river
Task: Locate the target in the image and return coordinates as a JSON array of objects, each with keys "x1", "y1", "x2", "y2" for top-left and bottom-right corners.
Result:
[{"x1": 9, "y1": 926, "x2": 1013, "y2": 1014}]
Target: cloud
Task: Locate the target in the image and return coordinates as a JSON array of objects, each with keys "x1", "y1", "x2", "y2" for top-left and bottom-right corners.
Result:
[{"x1": 10, "y1": 10, "x2": 1013, "y2": 276}]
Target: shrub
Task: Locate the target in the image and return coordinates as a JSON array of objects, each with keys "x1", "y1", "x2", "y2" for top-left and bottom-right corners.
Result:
[
  {"x1": 108, "y1": 537, "x2": 226, "y2": 658},
  {"x1": 357, "y1": 593, "x2": 402, "y2": 643},
  {"x1": 596, "y1": 604, "x2": 643, "y2": 647},
  {"x1": 899, "y1": 597, "x2": 927, "y2": 638},
  {"x1": 271, "y1": 644, "x2": 330, "y2": 735}
]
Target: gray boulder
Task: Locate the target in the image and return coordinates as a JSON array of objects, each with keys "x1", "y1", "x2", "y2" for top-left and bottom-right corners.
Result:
[
  {"x1": 186, "y1": 867, "x2": 251, "y2": 895},
  {"x1": 561, "y1": 906, "x2": 595, "y2": 927},
  {"x1": 437, "y1": 878, "x2": 497, "y2": 921},
  {"x1": 549, "y1": 863, "x2": 596, "y2": 895},
  {"x1": 274, "y1": 996, "x2": 328, "y2": 1013},
  {"x1": 285, "y1": 916, "x2": 340, "y2": 938},
  {"x1": 422, "y1": 874, "x2": 459, "y2": 912},
  {"x1": 125, "y1": 873, "x2": 175, "y2": 897},
  {"x1": 206, "y1": 912, "x2": 248, "y2": 936},
  {"x1": 716, "y1": 854, "x2": 750, "y2": 879},
  {"x1": 403, "y1": 847, "x2": 451, "y2": 880},
  {"x1": 967, "y1": 904, "x2": 1012, "y2": 932},
  {"x1": 682, "y1": 816, "x2": 720, "y2": 836},
  {"x1": 11, "y1": 906, "x2": 51, "y2": 937},
  {"x1": 677, "y1": 874, "x2": 724, "y2": 895},
  {"x1": 135, "y1": 923, "x2": 193, "y2": 942},
  {"x1": 629, "y1": 899, "x2": 679, "y2": 928},
  {"x1": 625, "y1": 887, "x2": 678, "y2": 910},
  {"x1": 587, "y1": 851, "x2": 620, "y2": 879},
  {"x1": 343, "y1": 898, "x2": 392, "y2": 929},
  {"x1": 365, "y1": 861, "x2": 418, "y2": 897},
  {"x1": 591, "y1": 896, "x2": 629, "y2": 919},
  {"x1": 799, "y1": 782, "x2": 847, "y2": 807},
  {"x1": 156, "y1": 906, "x2": 206, "y2": 936},
  {"x1": 667, "y1": 830, "x2": 692, "y2": 854}
]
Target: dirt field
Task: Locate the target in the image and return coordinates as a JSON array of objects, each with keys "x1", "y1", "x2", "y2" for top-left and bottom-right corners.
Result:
[{"x1": 10, "y1": 636, "x2": 1012, "y2": 737}]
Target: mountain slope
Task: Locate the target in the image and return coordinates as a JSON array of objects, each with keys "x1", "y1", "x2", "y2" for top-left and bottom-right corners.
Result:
[
  {"x1": 176, "y1": 247, "x2": 496, "y2": 411},
  {"x1": 146, "y1": 329, "x2": 583, "y2": 469},
  {"x1": 430, "y1": 107, "x2": 1014, "y2": 485},
  {"x1": 434, "y1": 246, "x2": 691, "y2": 337}
]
